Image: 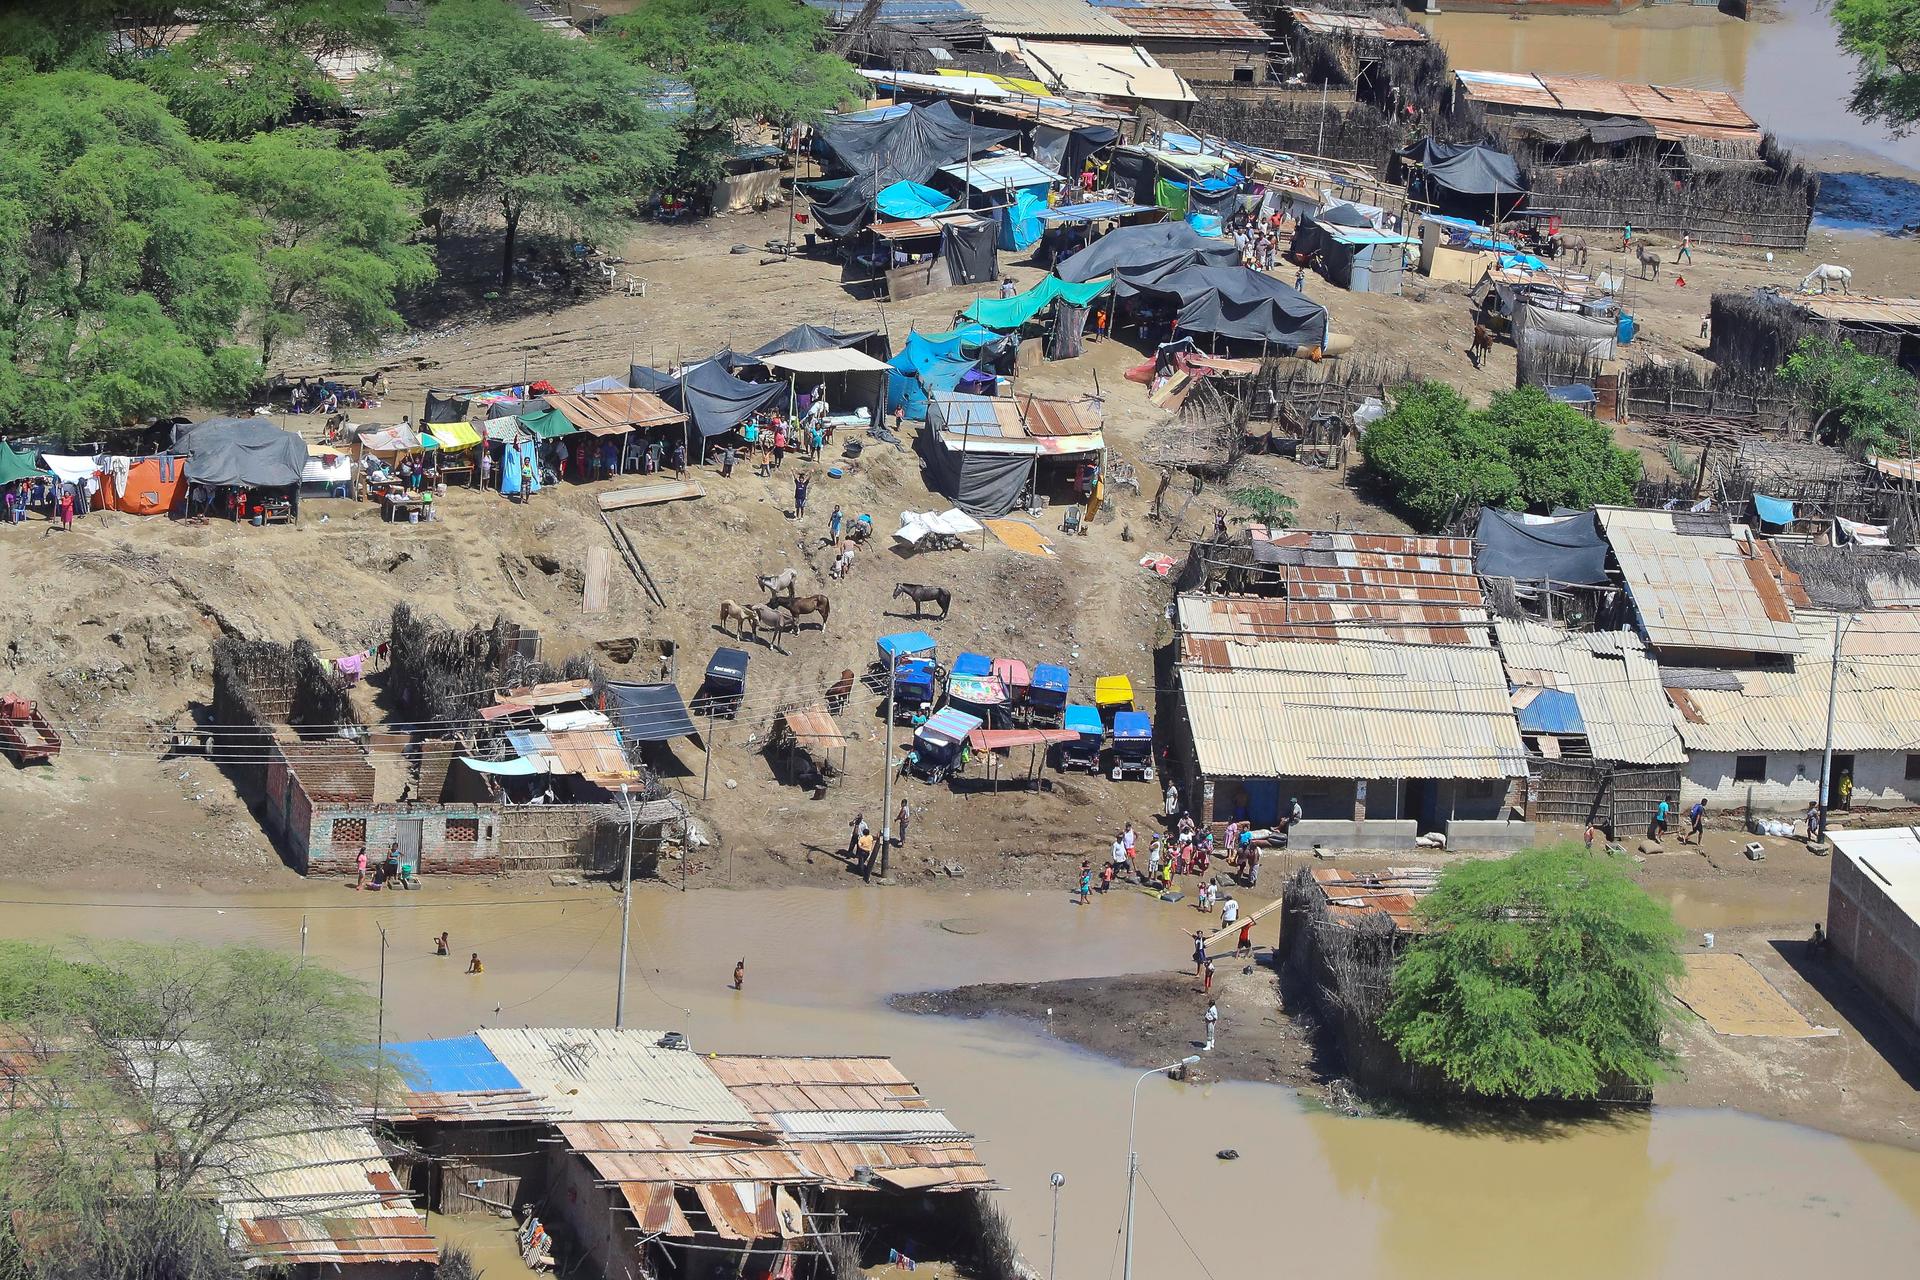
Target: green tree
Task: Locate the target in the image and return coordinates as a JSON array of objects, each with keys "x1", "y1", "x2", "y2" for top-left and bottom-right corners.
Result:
[
  {"x1": 1379, "y1": 845, "x2": 1684, "y2": 1100},
  {"x1": 1359, "y1": 381, "x2": 1640, "y2": 529},
  {"x1": 1228, "y1": 485, "x2": 1299, "y2": 528},
  {"x1": 210, "y1": 127, "x2": 434, "y2": 363},
  {"x1": 0, "y1": 940, "x2": 391, "y2": 1280},
  {"x1": 0, "y1": 1, "x2": 397, "y2": 140},
  {"x1": 604, "y1": 0, "x2": 862, "y2": 129},
  {"x1": 0, "y1": 69, "x2": 266, "y2": 440},
  {"x1": 375, "y1": 0, "x2": 679, "y2": 287},
  {"x1": 1779, "y1": 335, "x2": 1920, "y2": 458},
  {"x1": 1831, "y1": 0, "x2": 1920, "y2": 134}
]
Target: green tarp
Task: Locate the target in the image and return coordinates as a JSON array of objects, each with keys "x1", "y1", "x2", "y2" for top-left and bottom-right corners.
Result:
[
  {"x1": 961, "y1": 275, "x2": 1111, "y2": 331},
  {"x1": 518, "y1": 405, "x2": 579, "y2": 439},
  {"x1": 1154, "y1": 178, "x2": 1189, "y2": 218},
  {"x1": 0, "y1": 443, "x2": 49, "y2": 486}
]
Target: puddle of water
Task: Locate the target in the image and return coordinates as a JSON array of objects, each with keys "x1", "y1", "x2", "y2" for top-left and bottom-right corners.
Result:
[
  {"x1": 1655, "y1": 878, "x2": 1828, "y2": 930},
  {"x1": 1419, "y1": 0, "x2": 1920, "y2": 184},
  {"x1": 5, "y1": 881, "x2": 1918, "y2": 1277}
]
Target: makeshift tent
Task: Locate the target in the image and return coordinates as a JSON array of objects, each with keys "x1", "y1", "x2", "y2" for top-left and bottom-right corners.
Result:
[
  {"x1": 1290, "y1": 219, "x2": 1416, "y2": 294},
  {"x1": 424, "y1": 391, "x2": 469, "y2": 423},
  {"x1": 517, "y1": 404, "x2": 580, "y2": 439},
  {"x1": 1512, "y1": 302, "x2": 1617, "y2": 361},
  {"x1": 622, "y1": 359, "x2": 783, "y2": 443},
  {"x1": 301, "y1": 444, "x2": 352, "y2": 496},
  {"x1": 746, "y1": 325, "x2": 886, "y2": 361},
  {"x1": 1473, "y1": 508, "x2": 1609, "y2": 585},
  {"x1": 1033, "y1": 123, "x2": 1120, "y2": 178},
  {"x1": 0, "y1": 443, "x2": 49, "y2": 486},
  {"x1": 1399, "y1": 138, "x2": 1527, "y2": 220},
  {"x1": 940, "y1": 220, "x2": 999, "y2": 287},
  {"x1": 100, "y1": 455, "x2": 187, "y2": 515},
  {"x1": 1035, "y1": 201, "x2": 1160, "y2": 226},
  {"x1": 875, "y1": 180, "x2": 955, "y2": 221},
  {"x1": 605, "y1": 681, "x2": 698, "y2": 742},
  {"x1": 916, "y1": 417, "x2": 1036, "y2": 517},
  {"x1": 1055, "y1": 219, "x2": 1237, "y2": 285},
  {"x1": 758, "y1": 347, "x2": 893, "y2": 424},
  {"x1": 809, "y1": 101, "x2": 1017, "y2": 238},
  {"x1": 888, "y1": 329, "x2": 989, "y2": 422},
  {"x1": 1187, "y1": 174, "x2": 1243, "y2": 222},
  {"x1": 1122, "y1": 265, "x2": 1329, "y2": 347},
  {"x1": 172, "y1": 417, "x2": 306, "y2": 489},
  {"x1": 961, "y1": 275, "x2": 1111, "y2": 330}
]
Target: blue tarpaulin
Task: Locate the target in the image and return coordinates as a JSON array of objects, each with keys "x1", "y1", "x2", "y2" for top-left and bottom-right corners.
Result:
[
  {"x1": 1516, "y1": 688, "x2": 1585, "y2": 736},
  {"x1": 878, "y1": 630, "x2": 938, "y2": 661},
  {"x1": 1547, "y1": 384, "x2": 1597, "y2": 405},
  {"x1": 1064, "y1": 704, "x2": 1103, "y2": 736},
  {"x1": 1036, "y1": 201, "x2": 1159, "y2": 225},
  {"x1": 875, "y1": 180, "x2": 954, "y2": 220},
  {"x1": 888, "y1": 331, "x2": 980, "y2": 421},
  {"x1": 1754, "y1": 494, "x2": 1796, "y2": 526},
  {"x1": 387, "y1": 1035, "x2": 519, "y2": 1092},
  {"x1": 952, "y1": 652, "x2": 992, "y2": 678},
  {"x1": 1001, "y1": 189, "x2": 1047, "y2": 251}
]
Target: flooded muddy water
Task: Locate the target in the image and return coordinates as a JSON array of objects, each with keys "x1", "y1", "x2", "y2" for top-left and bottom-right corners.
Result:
[
  {"x1": 6, "y1": 881, "x2": 1918, "y2": 1276},
  {"x1": 1419, "y1": 0, "x2": 1920, "y2": 178}
]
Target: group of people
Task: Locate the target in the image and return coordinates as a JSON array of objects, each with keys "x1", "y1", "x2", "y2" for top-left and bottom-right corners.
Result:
[
  {"x1": 845, "y1": 802, "x2": 913, "y2": 879},
  {"x1": 2, "y1": 477, "x2": 87, "y2": 530}
]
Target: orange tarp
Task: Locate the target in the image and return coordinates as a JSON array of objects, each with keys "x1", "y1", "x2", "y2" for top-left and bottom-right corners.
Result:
[{"x1": 101, "y1": 458, "x2": 185, "y2": 516}]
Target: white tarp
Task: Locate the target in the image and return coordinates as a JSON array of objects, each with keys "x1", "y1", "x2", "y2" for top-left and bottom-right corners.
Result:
[
  {"x1": 43, "y1": 454, "x2": 100, "y2": 484},
  {"x1": 895, "y1": 508, "x2": 984, "y2": 545},
  {"x1": 758, "y1": 348, "x2": 894, "y2": 374}
]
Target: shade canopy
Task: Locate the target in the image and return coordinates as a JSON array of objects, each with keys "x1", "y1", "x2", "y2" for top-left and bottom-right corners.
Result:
[
  {"x1": 758, "y1": 348, "x2": 894, "y2": 374},
  {"x1": 746, "y1": 325, "x2": 883, "y2": 360},
  {"x1": 1125, "y1": 265, "x2": 1329, "y2": 347},
  {"x1": 605, "y1": 681, "x2": 697, "y2": 742},
  {"x1": 810, "y1": 101, "x2": 1018, "y2": 238},
  {"x1": 1055, "y1": 220, "x2": 1237, "y2": 285},
  {"x1": 173, "y1": 417, "x2": 307, "y2": 488}
]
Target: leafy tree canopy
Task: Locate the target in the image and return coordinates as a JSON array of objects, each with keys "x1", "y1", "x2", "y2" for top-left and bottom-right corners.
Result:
[
  {"x1": 1229, "y1": 485, "x2": 1298, "y2": 528},
  {"x1": 0, "y1": 68, "x2": 266, "y2": 439},
  {"x1": 1831, "y1": 0, "x2": 1920, "y2": 135},
  {"x1": 0, "y1": 1, "x2": 397, "y2": 139},
  {"x1": 1379, "y1": 845, "x2": 1684, "y2": 1100},
  {"x1": 375, "y1": 0, "x2": 678, "y2": 285},
  {"x1": 210, "y1": 127, "x2": 434, "y2": 363},
  {"x1": 605, "y1": 0, "x2": 863, "y2": 130},
  {"x1": 1359, "y1": 381, "x2": 1640, "y2": 529},
  {"x1": 1779, "y1": 335, "x2": 1920, "y2": 459}
]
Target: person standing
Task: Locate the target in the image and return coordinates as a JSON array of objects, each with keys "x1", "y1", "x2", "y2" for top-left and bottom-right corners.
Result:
[
  {"x1": 1192, "y1": 930, "x2": 1207, "y2": 978},
  {"x1": 771, "y1": 424, "x2": 787, "y2": 471},
  {"x1": 829, "y1": 504, "x2": 843, "y2": 545},
  {"x1": 1203, "y1": 959, "x2": 1215, "y2": 993},
  {"x1": 1678, "y1": 232, "x2": 1693, "y2": 263},
  {"x1": 1805, "y1": 801, "x2": 1822, "y2": 843},
  {"x1": 1148, "y1": 837, "x2": 1163, "y2": 886},
  {"x1": 793, "y1": 470, "x2": 810, "y2": 519},
  {"x1": 355, "y1": 849, "x2": 369, "y2": 890},
  {"x1": 847, "y1": 812, "x2": 868, "y2": 861},
  {"x1": 1077, "y1": 860, "x2": 1093, "y2": 905},
  {"x1": 1203, "y1": 999, "x2": 1218, "y2": 1051},
  {"x1": 895, "y1": 799, "x2": 910, "y2": 848},
  {"x1": 57, "y1": 486, "x2": 74, "y2": 532},
  {"x1": 733, "y1": 959, "x2": 745, "y2": 990},
  {"x1": 1220, "y1": 895, "x2": 1239, "y2": 931},
  {"x1": 1685, "y1": 799, "x2": 1706, "y2": 845},
  {"x1": 1122, "y1": 821, "x2": 1137, "y2": 867},
  {"x1": 435, "y1": 932, "x2": 449, "y2": 956},
  {"x1": 1164, "y1": 779, "x2": 1180, "y2": 822},
  {"x1": 672, "y1": 442, "x2": 688, "y2": 481}
]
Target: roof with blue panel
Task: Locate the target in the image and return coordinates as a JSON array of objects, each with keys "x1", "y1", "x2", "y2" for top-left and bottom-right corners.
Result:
[
  {"x1": 388, "y1": 1035, "x2": 520, "y2": 1092},
  {"x1": 952, "y1": 652, "x2": 993, "y2": 677},
  {"x1": 1064, "y1": 704, "x2": 1103, "y2": 735},
  {"x1": 1113, "y1": 710, "x2": 1152, "y2": 739},
  {"x1": 1032, "y1": 663, "x2": 1070, "y2": 693}
]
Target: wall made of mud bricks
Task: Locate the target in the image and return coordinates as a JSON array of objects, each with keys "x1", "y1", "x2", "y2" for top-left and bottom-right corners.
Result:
[{"x1": 1828, "y1": 854, "x2": 1920, "y2": 1034}]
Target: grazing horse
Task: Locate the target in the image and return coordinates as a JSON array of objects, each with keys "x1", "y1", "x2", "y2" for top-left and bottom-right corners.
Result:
[
  {"x1": 1802, "y1": 263, "x2": 1852, "y2": 294},
  {"x1": 758, "y1": 568, "x2": 798, "y2": 597},
  {"x1": 747, "y1": 604, "x2": 796, "y2": 650},
  {"x1": 893, "y1": 582, "x2": 952, "y2": 619},
  {"x1": 1636, "y1": 244, "x2": 1661, "y2": 281},
  {"x1": 718, "y1": 599, "x2": 751, "y2": 637},
  {"x1": 825, "y1": 668, "x2": 856, "y2": 713},
  {"x1": 1562, "y1": 236, "x2": 1588, "y2": 269},
  {"x1": 773, "y1": 592, "x2": 831, "y2": 630},
  {"x1": 1470, "y1": 325, "x2": 1494, "y2": 369}
]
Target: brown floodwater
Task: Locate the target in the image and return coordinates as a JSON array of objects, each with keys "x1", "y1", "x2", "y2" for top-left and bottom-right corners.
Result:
[
  {"x1": 4, "y1": 880, "x2": 1918, "y2": 1276},
  {"x1": 1419, "y1": 0, "x2": 1920, "y2": 174}
]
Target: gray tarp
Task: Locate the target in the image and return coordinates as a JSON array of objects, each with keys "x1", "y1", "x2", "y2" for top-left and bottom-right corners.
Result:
[
  {"x1": 1126, "y1": 265, "x2": 1330, "y2": 347},
  {"x1": 1400, "y1": 138, "x2": 1527, "y2": 218},
  {"x1": 940, "y1": 219, "x2": 1000, "y2": 287},
  {"x1": 810, "y1": 101, "x2": 1018, "y2": 238},
  {"x1": 172, "y1": 417, "x2": 307, "y2": 489},
  {"x1": 1055, "y1": 220, "x2": 1238, "y2": 286},
  {"x1": 746, "y1": 325, "x2": 884, "y2": 360},
  {"x1": 673, "y1": 358, "x2": 783, "y2": 439},
  {"x1": 605, "y1": 681, "x2": 697, "y2": 741},
  {"x1": 1513, "y1": 302, "x2": 1617, "y2": 360},
  {"x1": 915, "y1": 425, "x2": 1034, "y2": 517},
  {"x1": 1474, "y1": 508, "x2": 1610, "y2": 585}
]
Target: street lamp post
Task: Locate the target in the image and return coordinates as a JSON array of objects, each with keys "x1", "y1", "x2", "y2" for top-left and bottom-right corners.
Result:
[
  {"x1": 1123, "y1": 1056, "x2": 1199, "y2": 1280},
  {"x1": 1048, "y1": 1172, "x2": 1065, "y2": 1280}
]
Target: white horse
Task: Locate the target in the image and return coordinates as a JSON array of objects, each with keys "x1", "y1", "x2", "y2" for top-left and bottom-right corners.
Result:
[{"x1": 1802, "y1": 264, "x2": 1852, "y2": 294}]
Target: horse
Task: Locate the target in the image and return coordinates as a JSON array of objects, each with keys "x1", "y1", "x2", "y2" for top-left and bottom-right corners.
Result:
[
  {"x1": 1802, "y1": 263, "x2": 1852, "y2": 294},
  {"x1": 1470, "y1": 325, "x2": 1494, "y2": 369},
  {"x1": 825, "y1": 668, "x2": 856, "y2": 713},
  {"x1": 747, "y1": 604, "x2": 796, "y2": 650},
  {"x1": 893, "y1": 583, "x2": 951, "y2": 619},
  {"x1": 1562, "y1": 236, "x2": 1588, "y2": 269},
  {"x1": 1636, "y1": 244, "x2": 1661, "y2": 281},
  {"x1": 758, "y1": 568, "x2": 798, "y2": 597},
  {"x1": 773, "y1": 592, "x2": 831, "y2": 630},
  {"x1": 718, "y1": 599, "x2": 751, "y2": 637}
]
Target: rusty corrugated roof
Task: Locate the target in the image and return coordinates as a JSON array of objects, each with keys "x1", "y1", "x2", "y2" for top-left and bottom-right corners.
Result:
[
  {"x1": 1286, "y1": 8, "x2": 1427, "y2": 41},
  {"x1": 1311, "y1": 866, "x2": 1439, "y2": 931},
  {"x1": 1104, "y1": 0, "x2": 1266, "y2": 42}
]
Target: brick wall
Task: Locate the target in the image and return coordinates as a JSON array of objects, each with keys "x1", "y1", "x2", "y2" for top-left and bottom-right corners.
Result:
[
  {"x1": 303, "y1": 805, "x2": 507, "y2": 876},
  {"x1": 1684, "y1": 749, "x2": 1920, "y2": 814},
  {"x1": 1828, "y1": 854, "x2": 1920, "y2": 1033}
]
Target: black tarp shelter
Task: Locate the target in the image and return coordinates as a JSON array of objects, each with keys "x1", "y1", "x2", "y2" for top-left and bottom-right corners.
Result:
[
  {"x1": 1399, "y1": 138, "x2": 1528, "y2": 221},
  {"x1": 1473, "y1": 508, "x2": 1609, "y2": 585},
  {"x1": 173, "y1": 417, "x2": 307, "y2": 489},
  {"x1": 1121, "y1": 265, "x2": 1329, "y2": 347},
  {"x1": 810, "y1": 101, "x2": 1018, "y2": 239},
  {"x1": 1033, "y1": 122, "x2": 1120, "y2": 178},
  {"x1": 746, "y1": 325, "x2": 889, "y2": 361},
  {"x1": 623, "y1": 358, "x2": 784, "y2": 447},
  {"x1": 606, "y1": 681, "x2": 699, "y2": 743},
  {"x1": 1055, "y1": 220, "x2": 1239, "y2": 287}
]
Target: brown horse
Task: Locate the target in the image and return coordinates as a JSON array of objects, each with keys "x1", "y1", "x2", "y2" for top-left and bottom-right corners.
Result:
[
  {"x1": 773, "y1": 592, "x2": 831, "y2": 630},
  {"x1": 825, "y1": 668, "x2": 856, "y2": 713},
  {"x1": 1470, "y1": 325, "x2": 1494, "y2": 369},
  {"x1": 718, "y1": 599, "x2": 751, "y2": 637}
]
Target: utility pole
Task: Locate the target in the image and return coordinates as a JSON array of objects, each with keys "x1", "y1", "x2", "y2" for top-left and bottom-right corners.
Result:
[
  {"x1": 299, "y1": 913, "x2": 307, "y2": 963},
  {"x1": 1048, "y1": 1172, "x2": 1065, "y2": 1280},
  {"x1": 372, "y1": 923, "x2": 388, "y2": 1122},
  {"x1": 616, "y1": 784, "x2": 635, "y2": 1029},
  {"x1": 1123, "y1": 1058, "x2": 1197, "y2": 1280},
  {"x1": 877, "y1": 657, "x2": 897, "y2": 882},
  {"x1": 1818, "y1": 611, "x2": 1844, "y2": 841}
]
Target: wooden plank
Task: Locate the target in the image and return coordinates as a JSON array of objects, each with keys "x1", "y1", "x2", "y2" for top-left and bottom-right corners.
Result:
[
  {"x1": 597, "y1": 478, "x2": 706, "y2": 511},
  {"x1": 1201, "y1": 897, "x2": 1285, "y2": 949},
  {"x1": 582, "y1": 546, "x2": 612, "y2": 615}
]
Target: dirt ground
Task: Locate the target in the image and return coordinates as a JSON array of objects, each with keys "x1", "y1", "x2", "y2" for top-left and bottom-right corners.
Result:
[{"x1": 4, "y1": 194, "x2": 1919, "y2": 891}]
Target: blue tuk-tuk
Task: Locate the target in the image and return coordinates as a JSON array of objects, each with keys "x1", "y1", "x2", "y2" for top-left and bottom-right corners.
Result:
[
  {"x1": 1110, "y1": 711, "x2": 1154, "y2": 781},
  {"x1": 875, "y1": 631, "x2": 939, "y2": 723},
  {"x1": 907, "y1": 707, "x2": 982, "y2": 783},
  {"x1": 951, "y1": 651, "x2": 993, "y2": 679},
  {"x1": 1029, "y1": 663, "x2": 1070, "y2": 728},
  {"x1": 1057, "y1": 703, "x2": 1104, "y2": 773},
  {"x1": 701, "y1": 646, "x2": 749, "y2": 719}
]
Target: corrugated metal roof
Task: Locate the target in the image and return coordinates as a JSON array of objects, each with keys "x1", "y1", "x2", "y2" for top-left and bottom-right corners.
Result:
[
  {"x1": 1795, "y1": 294, "x2": 1920, "y2": 328},
  {"x1": 1495, "y1": 619, "x2": 1687, "y2": 765},
  {"x1": 221, "y1": 1116, "x2": 436, "y2": 1268},
  {"x1": 939, "y1": 150, "x2": 1062, "y2": 190},
  {"x1": 1176, "y1": 620, "x2": 1528, "y2": 779},
  {"x1": 785, "y1": 704, "x2": 851, "y2": 749},
  {"x1": 1286, "y1": 8, "x2": 1428, "y2": 41},
  {"x1": 1596, "y1": 507, "x2": 1805, "y2": 657},
  {"x1": 1667, "y1": 611, "x2": 1920, "y2": 753},
  {"x1": 1456, "y1": 70, "x2": 1759, "y2": 139},
  {"x1": 708, "y1": 1055, "x2": 927, "y2": 1112},
  {"x1": 544, "y1": 391, "x2": 686, "y2": 432},
  {"x1": 960, "y1": 0, "x2": 1136, "y2": 37},
  {"x1": 1310, "y1": 866, "x2": 1438, "y2": 931},
  {"x1": 476, "y1": 1028, "x2": 754, "y2": 1124},
  {"x1": 1097, "y1": 0, "x2": 1267, "y2": 42},
  {"x1": 557, "y1": 1121, "x2": 815, "y2": 1185},
  {"x1": 772, "y1": 1109, "x2": 962, "y2": 1141}
]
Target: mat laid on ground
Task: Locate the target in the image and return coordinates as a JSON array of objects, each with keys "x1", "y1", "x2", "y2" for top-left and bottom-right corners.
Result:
[
  {"x1": 984, "y1": 518, "x2": 1055, "y2": 556},
  {"x1": 598, "y1": 478, "x2": 705, "y2": 510},
  {"x1": 1675, "y1": 952, "x2": 1836, "y2": 1037}
]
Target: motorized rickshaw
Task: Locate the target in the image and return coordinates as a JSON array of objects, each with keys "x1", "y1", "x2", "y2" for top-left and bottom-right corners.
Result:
[
  {"x1": 873, "y1": 631, "x2": 939, "y2": 723},
  {"x1": 951, "y1": 651, "x2": 993, "y2": 679},
  {"x1": 906, "y1": 707, "x2": 982, "y2": 783},
  {"x1": 1028, "y1": 664, "x2": 1070, "y2": 728},
  {"x1": 993, "y1": 657, "x2": 1031, "y2": 722},
  {"x1": 946, "y1": 673, "x2": 1011, "y2": 729},
  {"x1": 1110, "y1": 711, "x2": 1154, "y2": 781},
  {"x1": 1057, "y1": 703, "x2": 1104, "y2": 773},
  {"x1": 1093, "y1": 675, "x2": 1135, "y2": 729},
  {"x1": 699, "y1": 646, "x2": 749, "y2": 719}
]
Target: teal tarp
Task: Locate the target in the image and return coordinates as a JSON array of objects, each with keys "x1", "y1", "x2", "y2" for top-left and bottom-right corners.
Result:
[
  {"x1": 961, "y1": 275, "x2": 1111, "y2": 331},
  {"x1": 999, "y1": 189, "x2": 1047, "y2": 252},
  {"x1": 875, "y1": 180, "x2": 954, "y2": 220},
  {"x1": 0, "y1": 443, "x2": 50, "y2": 486}
]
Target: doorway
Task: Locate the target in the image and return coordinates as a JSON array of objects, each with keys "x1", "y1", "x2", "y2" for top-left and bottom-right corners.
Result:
[
  {"x1": 1827, "y1": 755, "x2": 1855, "y2": 808},
  {"x1": 395, "y1": 818, "x2": 424, "y2": 864}
]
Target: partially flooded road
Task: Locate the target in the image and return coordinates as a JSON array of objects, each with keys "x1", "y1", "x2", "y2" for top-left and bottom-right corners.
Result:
[{"x1": 4, "y1": 880, "x2": 1917, "y2": 1277}]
